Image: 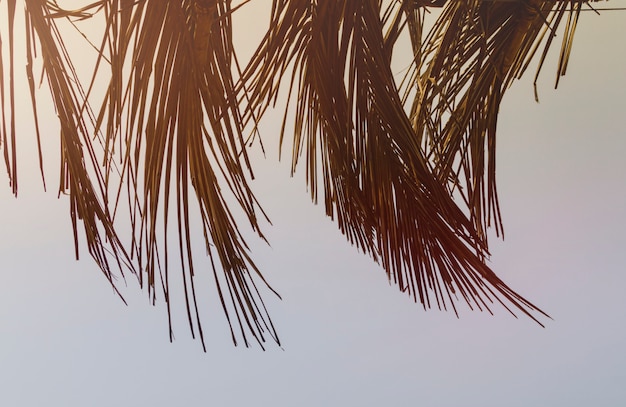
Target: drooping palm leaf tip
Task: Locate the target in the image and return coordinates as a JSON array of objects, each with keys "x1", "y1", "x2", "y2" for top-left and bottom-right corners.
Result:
[{"x1": 0, "y1": 0, "x2": 605, "y2": 348}]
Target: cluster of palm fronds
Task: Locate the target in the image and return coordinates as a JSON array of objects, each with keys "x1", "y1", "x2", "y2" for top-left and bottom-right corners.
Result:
[{"x1": 0, "y1": 0, "x2": 605, "y2": 348}]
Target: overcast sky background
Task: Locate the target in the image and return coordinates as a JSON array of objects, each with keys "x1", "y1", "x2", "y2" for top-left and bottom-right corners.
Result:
[{"x1": 1, "y1": 2, "x2": 625, "y2": 406}]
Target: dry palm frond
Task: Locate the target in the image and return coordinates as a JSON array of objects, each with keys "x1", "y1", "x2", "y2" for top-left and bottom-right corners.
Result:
[
  {"x1": 92, "y1": 0, "x2": 279, "y2": 349},
  {"x1": 2, "y1": 0, "x2": 607, "y2": 348},
  {"x1": 1, "y1": 0, "x2": 18, "y2": 194},
  {"x1": 0, "y1": 0, "x2": 133, "y2": 306},
  {"x1": 403, "y1": 0, "x2": 596, "y2": 244},
  {"x1": 2, "y1": 0, "x2": 279, "y2": 350},
  {"x1": 241, "y1": 0, "x2": 550, "y2": 323}
]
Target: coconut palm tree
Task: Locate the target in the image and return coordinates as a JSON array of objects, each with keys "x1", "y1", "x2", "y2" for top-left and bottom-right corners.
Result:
[{"x1": 0, "y1": 0, "x2": 608, "y2": 349}]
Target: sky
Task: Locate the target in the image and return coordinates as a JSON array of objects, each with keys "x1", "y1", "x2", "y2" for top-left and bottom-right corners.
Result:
[{"x1": 1, "y1": 2, "x2": 625, "y2": 407}]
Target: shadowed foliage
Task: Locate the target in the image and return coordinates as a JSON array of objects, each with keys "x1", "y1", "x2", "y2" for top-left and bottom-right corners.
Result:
[{"x1": 0, "y1": 0, "x2": 606, "y2": 348}]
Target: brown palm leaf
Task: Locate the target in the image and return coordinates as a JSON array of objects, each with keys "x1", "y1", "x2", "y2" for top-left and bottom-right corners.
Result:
[
  {"x1": 14, "y1": 0, "x2": 130, "y2": 300},
  {"x1": 402, "y1": 0, "x2": 594, "y2": 243},
  {"x1": 92, "y1": 0, "x2": 280, "y2": 349},
  {"x1": 241, "y1": 0, "x2": 557, "y2": 323},
  {"x1": 1, "y1": 0, "x2": 608, "y2": 347},
  {"x1": 2, "y1": 0, "x2": 279, "y2": 349}
]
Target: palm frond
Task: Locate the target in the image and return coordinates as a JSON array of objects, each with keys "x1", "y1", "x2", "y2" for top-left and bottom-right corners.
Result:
[
  {"x1": 16, "y1": 0, "x2": 131, "y2": 300},
  {"x1": 2, "y1": 0, "x2": 608, "y2": 347},
  {"x1": 92, "y1": 0, "x2": 280, "y2": 349},
  {"x1": 2, "y1": 0, "x2": 280, "y2": 349},
  {"x1": 402, "y1": 0, "x2": 595, "y2": 243},
  {"x1": 241, "y1": 0, "x2": 552, "y2": 322}
]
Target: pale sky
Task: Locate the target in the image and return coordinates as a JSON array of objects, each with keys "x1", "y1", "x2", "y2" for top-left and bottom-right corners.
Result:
[{"x1": 1, "y1": 3, "x2": 625, "y2": 407}]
